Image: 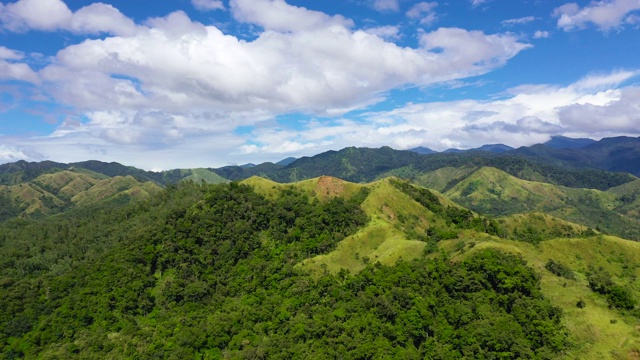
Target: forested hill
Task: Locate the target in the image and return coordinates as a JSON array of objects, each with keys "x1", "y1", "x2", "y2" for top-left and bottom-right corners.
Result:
[
  {"x1": 1, "y1": 177, "x2": 638, "y2": 358},
  {"x1": 510, "y1": 136, "x2": 640, "y2": 175},
  {"x1": 0, "y1": 160, "x2": 227, "y2": 187},
  {"x1": 0, "y1": 169, "x2": 161, "y2": 222},
  {"x1": 214, "y1": 146, "x2": 636, "y2": 191},
  {"x1": 1, "y1": 136, "x2": 639, "y2": 191}
]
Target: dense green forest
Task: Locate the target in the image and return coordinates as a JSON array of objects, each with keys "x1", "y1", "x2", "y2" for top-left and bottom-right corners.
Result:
[{"x1": 0, "y1": 181, "x2": 575, "y2": 358}]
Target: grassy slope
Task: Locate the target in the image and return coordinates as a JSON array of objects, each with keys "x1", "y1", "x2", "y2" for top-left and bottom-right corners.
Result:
[
  {"x1": 0, "y1": 171, "x2": 162, "y2": 217},
  {"x1": 244, "y1": 176, "x2": 431, "y2": 275},
  {"x1": 608, "y1": 179, "x2": 640, "y2": 219},
  {"x1": 412, "y1": 165, "x2": 479, "y2": 192},
  {"x1": 443, "y1": 235, "x2": 640, "y2": 360},
  {"x1": 245, "y1": 175, "x2": 640, "y2": 359},
  {"x1": 444, "y1": 166, "x2": 640, "y2": 239},
  {"x1": 71, "y1": 176, "x2": 161, "y2": 206},
  {"x1": 179, "y1": 168, "x2": 229, "y2": 184}
]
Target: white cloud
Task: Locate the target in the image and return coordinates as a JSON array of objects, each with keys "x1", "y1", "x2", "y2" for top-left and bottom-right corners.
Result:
[
  {"x1": 533, "y1": 30, "x2": 550, "y2": 38},
  {"x1": 192, "y1": 0, "x2": 225, "y2": 11},
  {"x1": 236, "y1": 70, "x2": 640, "y2": 158},
  {"x1": 0, "y1": 60, "x2": 38, "y2": 83},
  {"x1": 501, "y1": 16, "x2": 536, "y2": 26},
  {"x1": 68, "y1": 3, "x2": 140, "y2": 36},
  {"x1": 37, "y1": 7, "x2": 529, "y2": 129},
  {"x1": 626, "y1": 13, "x2": 640, "y2": 24},
  {"x1": 554, "y1": 0, "x2": 640, "y2": 31},
  {"x1": 471, "y1": 0, "x2": 486, "y2": 7},
  {"x1": 0, "y1": 45, "x2": 24, "y2": 60},
  {"x1": 406, "y1": 2, "x2": 438, "y2": 25},
  {"x1": 0, "y1": 0, "x2": 71, "y2": 31},
  {"x1": 230, "y1": 0, "x2": 353, "y2": 32},
  {"x1": 0, "y1": 47, "x2": 39, "y2": 83},
  {"x1": 8, "y1": 69, "x2": 638, "y2": 169},
  {"x1": 558, "y1": 86, "x2": 640, "y2": 133},
  {"x1": 0, "y1": 0, "x2": 140, "y2": 35},
  {"x1": 0, "y1": 144, "x2": 40, "y2": 162},
  {"x1": 419, "y1": 28, "x2": 531, "y2": 76},
  {"x1": 372, "y1": 0, "x2": 399, "y2": 12},
  {"x1": 363, "y1": 25, "x2": 401, "y2": 40},
  {"x1": 1, "y1": 0, "x2": 534, "y2": 168},
  {"x1": 571, "y1": 69, "x2": 638, "y2": 90}
]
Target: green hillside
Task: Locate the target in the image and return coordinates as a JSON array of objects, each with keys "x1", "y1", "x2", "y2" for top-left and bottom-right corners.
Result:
[
  {"x1": 0, "y1": 160, "x2": 230, "y2": 187},
  {"x1": 179, "y1": 168, "x2": 229, "y2": 184},
  {"x1": 0, "y1": 175, "x2": 638, "y2": 359},
  {"x1": 439, "y1": 234, "x2": 640, "y2": 359},
  {"x1": 0, "y1": 170, "x2": 162, "y2": 221},
  {"x1": 213, "y1": 146, "x2": 636, "y2": 191},
  {"x1": 257, "y1": 176, "x2": 640, "y2": 359},
  {"x1": 442, "y1": 167, "x2": 640, "y2": 240}
]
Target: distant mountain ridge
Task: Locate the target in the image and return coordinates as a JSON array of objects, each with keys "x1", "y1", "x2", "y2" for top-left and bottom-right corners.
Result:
[
  {"x1": 0, "y1": 160, "x2": 228, "y2": 186},
  {"x1": 213, "y1": 139, "x2": 638, "y2": 190},
  {"x1": 473, "y1": 144, "x2": 514, "y2": 153},
  {"x1": 0, "y1": 169, "x2": 161, "y2": 221},
  {"x1": 511, "y1": 136, "x2": 640, "y2": 175},
  {"x1": 408, "y1": 146, "x2": 436, "y2": 154},
  {"x1": 544, "y1": 135, "x2": 597, "y2": 149},
  {"x1": 1, "y1": 136, "x2": 640, "y2": 192}
]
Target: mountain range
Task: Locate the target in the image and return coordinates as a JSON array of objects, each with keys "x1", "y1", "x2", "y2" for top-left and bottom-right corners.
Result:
[
  {"x1": 1, "y1": 173, "x2": 639, "y2": 358},
  {"x1": 1, "y1": 135, "x2": 640, "y2": 358},
  {"x1": 1, "y1": 136, "x2": 639, "y2": 188}
]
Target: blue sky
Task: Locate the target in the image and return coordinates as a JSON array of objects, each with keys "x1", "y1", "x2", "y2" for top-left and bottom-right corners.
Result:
[{"x1": 0, "y1": 0, "x2": 639, "y2": 169}]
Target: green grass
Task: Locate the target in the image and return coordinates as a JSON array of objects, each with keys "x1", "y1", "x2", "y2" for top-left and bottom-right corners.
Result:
[
  {"x1": 299, "y1": 177, "x2": 448, "y2": 276},
  {"x1": 243, "y1": 174, "x2": 640, "y2": 358},
  {"x1": 242, "y1": 175, "x2": 365, "y2": 202},
  {"x1": 71, "y1": 176, "x2": 161, "y2": 206},
  {"x1": 443, "y1": 166, "x2": 640, "y2": 240},
  {"x1": 447, "y1": 235, "x2": 640, "y2": 360},
  {"x1": 413, "y1": 165, "x2": 478, "y2": 192},
  {"x1": 180, "y1": 168, "x2": 229, "y2": 184},
  {"x1": 299, "y1": 218, "x2": 425, "y2": 276}
]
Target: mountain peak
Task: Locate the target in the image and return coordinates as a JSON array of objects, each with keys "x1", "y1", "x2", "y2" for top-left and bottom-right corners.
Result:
[
  {"x1": 544, "y1": 135, "x2": 596, "y2": 149},
  {"x1": 473, "y1": 144, "x2": 514, "y2": 153},
  {"x1": 409, "y1": 146, "x2": 436, "y2": 155}
]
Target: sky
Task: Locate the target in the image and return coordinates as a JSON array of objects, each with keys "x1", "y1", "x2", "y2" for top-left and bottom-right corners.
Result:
[{"x1": 0, "y1": 0, "x2": 639, "y2": 170}]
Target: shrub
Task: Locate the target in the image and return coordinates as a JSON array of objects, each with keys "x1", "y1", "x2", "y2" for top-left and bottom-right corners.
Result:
[{"x1": 545, "y1": 259, "x2": 576, "y2": 280}]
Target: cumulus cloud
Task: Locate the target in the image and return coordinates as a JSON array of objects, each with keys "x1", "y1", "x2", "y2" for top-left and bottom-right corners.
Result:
[
  {"x1": 462, "y1": 116, "x2": 563, "y2": 134},
  {"x1": 0, "y1": 143, "x2": 41, "y2": 162},
  {"x1": 236, "y1": 70, "x2": 640, "y2": 157},
  {"x1": 0, "y1": 0, "x2": 139, "y2": 35},
  {"x1": 36, "y1": 2, "x2": 529, "y2": 143},
  {"x1": 0, "y1": 60, "x2": 38, "y2": 83},
  {"x1": 0, "y1": 45, "x2": 24, "y2": 60},
  {"x1": 533, "y1": 30, "x2": 550, "y2": 38},
  {"x1": 558, "y1": 86, "x2": 640, "y2": 133},
  {"x1": 1, "y1": 0, "x2": 535, "y2": 168},
  {"x1": 501, "y1": 16, "x2": 536, "y2": 26},
  {"x1": 372, "y1": 0, "x2": 400, "y2": 12},
  {"x1": 554, "y1": 0, "x2": 640, "y2": 31},
  {"x1": 0, "y1": 46, "x2": 38, "y2": 83},
  {"x1": 230, "y1": 0, "x2": 353, "y2": 32},
  {"x1": 406, "y1": 2, "x2": 438, "y2": 25},
  {"x1": 419, "y1": 28, "x2": 531, "y2": 75},
  {"x1": 192, "y1": 0, "x2": 225, "y2": 11},
  {"x1": 363, "y1": 25, "x2": 401, "y2": 40}
]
